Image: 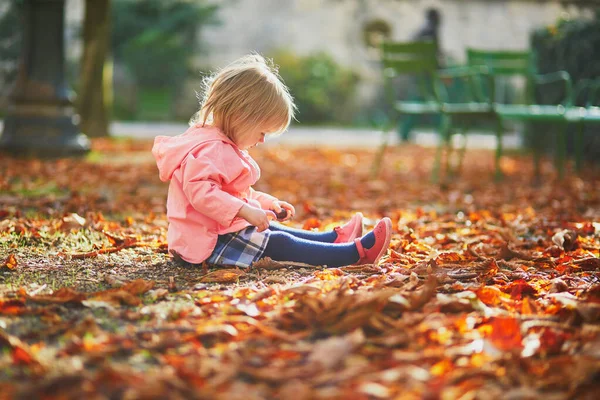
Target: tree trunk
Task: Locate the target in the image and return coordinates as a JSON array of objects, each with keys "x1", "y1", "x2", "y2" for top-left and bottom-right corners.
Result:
[
  {"x1": 0, "y1": 0, "x2": 90, "y2": 157},
  {"x1": 79, "y1": 0, "x2": 111, "y2": 138}
]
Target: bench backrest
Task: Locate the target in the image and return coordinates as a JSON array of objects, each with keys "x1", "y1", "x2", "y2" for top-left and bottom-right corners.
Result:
[
  {"x1": 467, "y1": 49, "x2": 534, "y2": 76},
  {"x1": 381, "y1": 41, "x2": 439, "y2": 74},
  {"x1": 466, "y1": 49, "x2": 535, "y2": 104},
  {"x1": 381, "y1": 40, "x2": 440, "y2": 103},
  {"x1": 573, "y1": 78, "x2": 600, "y2": 107}
]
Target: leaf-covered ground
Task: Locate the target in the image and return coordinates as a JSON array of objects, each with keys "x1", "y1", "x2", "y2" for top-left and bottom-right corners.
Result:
[{"x1": 1, "y1": 138, "x2": 599, "y2": 399}]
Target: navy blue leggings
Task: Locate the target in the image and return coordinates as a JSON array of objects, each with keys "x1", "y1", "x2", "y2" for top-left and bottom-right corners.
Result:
[
  {"x1": 263, "y1": 222, "x2": 375, "y2": 267},
  {"x1": 268, "y1": 221, "x2": 338, "y2": 242}
]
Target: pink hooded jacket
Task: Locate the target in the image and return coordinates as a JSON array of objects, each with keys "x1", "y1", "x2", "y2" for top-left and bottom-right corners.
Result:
[{"x1": 152, "y1": 125, "x2": 278, "y2": 263}]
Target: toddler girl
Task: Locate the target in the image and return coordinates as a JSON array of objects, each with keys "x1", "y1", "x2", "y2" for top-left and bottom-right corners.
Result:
[{"x1": 152, "y1": 54, "x2": 392, "y2": 268}]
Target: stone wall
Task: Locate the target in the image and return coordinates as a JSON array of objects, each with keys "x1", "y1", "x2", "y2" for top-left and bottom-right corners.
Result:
[
  {"x1": 198, "y1": 0, "x2": 593, "y2": 105},
  {"x1": 201, "y1": 0, "x2": 591, "y2": 66},
  {"x1": 46, "y1": 0, "x2": 597, "y2": 120}
]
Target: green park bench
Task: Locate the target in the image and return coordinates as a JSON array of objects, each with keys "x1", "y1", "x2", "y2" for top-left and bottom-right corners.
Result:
[
  {"x1": 468, "y1": 50, "x2": 600, "y2": 179},
  {"x1": 375, "y1": 42, "x2": 596, "y2": 182},
  {"x1": 466, "y1": 49, "x2": 574, "y2": 180},
  {"x1": 374, "y1": 40, "x2": 494, "y2": 182},
  {"x1": 566, "y1": 78, "x2": 600, "y2": 173}
]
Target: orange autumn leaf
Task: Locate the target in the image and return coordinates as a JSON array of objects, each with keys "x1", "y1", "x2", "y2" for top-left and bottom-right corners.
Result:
[
  {"x1": 12, "y1": 346, "x2": 36, "y2": 366},
  {"x1": 430, "y1": 359, "x2": 454, "y2": 376},
  {"x1": 537, "y1": 328, "x2": 569, "y2": 355},
  {"x1": 121, "y1": 279, "x2": 155, "y2": 295},
  {"x1": 314, "y1": 268, "x2": 345, "y2": 280},
  {"x1": 474, "y1": 286, "x2": 512, "y2": 307},
  {"x1": 0, "y1": 299, "x2": 26, "y2": 315},
  {"x1": 103, "y1": 231, "x2": 137, "y2": 247},
  {"x1": 302, "y1": 217, "x2": 321, "y2": 230},
  {"x1": 88, "y1": 290, "x2": 142, "y2": 306},
  {"x1": 521, "y1": 297, "x2": 538, "y2": 315},
  {"x1": 200, "y1": 269, "x2": 246, "y2": 283},
  {"x1": 29, "y1": 287, "x2": 86, "y2": 304},
  {"x1": 483, "y1": 317, "x2": 523, "y2": 352},
  {"x1": 1, "y1": 254, "x2": 17, "y2": 270},
  {"x1": 504, "y1": 279, "x2": 538, "y2": 300},
  {"x1": 86, "y1": 280, "x2": 154, "y2": 306},
  {"x1": 271, "y1": 349, "x2": 303, "y2": 361},
  {"x1": 436, "y1": 251, "x2": 464, "y2": 263}
]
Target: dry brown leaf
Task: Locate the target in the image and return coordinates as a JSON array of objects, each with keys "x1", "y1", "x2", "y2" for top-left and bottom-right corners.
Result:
[
  {"x1": 28, "y1": 287, "x2": 86, "y2": 304},
  {"x1": 59, "y1": 213, "x2": 87, "y2": 231},
  {"x1": 252, "y1": 257, "x2": 315, "y2": 270},
  {"x1": 121, "y1": 279, "x2": 155, "y2": 295},
  {"x1": 200, "y1": 268, "x2": 246, "y2": 283},
  {"x1": 88, "y1": 290, "x2": 142, "y2": 306},
  {"x1": 552, "y1": 229, "x2": 578, "y2": 251}
]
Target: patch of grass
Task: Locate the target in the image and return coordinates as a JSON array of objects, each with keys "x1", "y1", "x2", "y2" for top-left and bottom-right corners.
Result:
[
  {"x1": 85, "y1": 150, "x2": 105, "y2": 163},
  {"x1": 1, "y1": 267, "x2": 79, "y2": 292},
  {"x1": 0, "y1": 232, "x2": 31, "y2": 249},
  {"x1": 6, "y1": 180, "x2": 67, "y2": 198}
]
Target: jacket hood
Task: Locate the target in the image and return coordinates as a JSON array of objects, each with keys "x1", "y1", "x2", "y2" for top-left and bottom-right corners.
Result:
[{"x1": 152, "y1": 125, "x2": 234, "y2": 182}]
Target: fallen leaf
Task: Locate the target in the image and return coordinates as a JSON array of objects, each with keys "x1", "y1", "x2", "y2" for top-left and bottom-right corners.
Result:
[
  {"x1": 1, "y1": 254, "x2": 17, "y2": 271},
  {"x1": 200, "y1": 268, "x2": 246, "y2": 283},
  {"x1": 483, "y1": 317, "x2": 523, "y2": 352},
  {"x1": 29, "y1": 287, "x2": 86, "y2": 304},
  {"x1": 552, "y1": 229, "x2": 578, "y2": 251},
  {"x1": 122, "y1": 279, "x2": 155, "y2": 295},
  {"x1": 60, "y1": 213, "x2": 87, "y2": 230},
  {"x1": 307, "y1": 329, "x2": 364, "y2": 369},
  {"x1": 0, "y1": 299, "x2": 26, "y2": 315}
]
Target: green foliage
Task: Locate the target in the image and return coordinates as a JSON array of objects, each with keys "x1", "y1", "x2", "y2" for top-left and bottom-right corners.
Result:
[
  {"x1": 111, "y1": 0, "x2": 219, "y2": 89},
  {"x1": 270, "y1": 50, "x2": 360, "y2": 125},
  {"x1": 531, "y1": 12, "x2": 600, "y2": 86},
  {"x1": 530, "y1": 12, "x2": 600, "y2": 161},
  {"x1": 137, "y1": 88, "x2": 173, "y2": 121}
]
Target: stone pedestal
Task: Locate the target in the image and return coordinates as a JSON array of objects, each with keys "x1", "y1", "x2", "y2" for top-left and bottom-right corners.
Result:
[{"x1": 0, "y1": 0, "x2": 90, "y2": 157}]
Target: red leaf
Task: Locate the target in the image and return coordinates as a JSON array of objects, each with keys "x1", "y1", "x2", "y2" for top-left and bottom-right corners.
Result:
[
  {"x1": 12, "y1": 346, "x2": 35, "y2": 366},
  {"x1": 484, "y1": 317, "x2": 523, "y2": 351},
  {"x1": 504, "y1": 280, "x2": 538, "y2": 300},
  {"x1": 0, "y1": 299, "x2": 26, "y2": 315}
]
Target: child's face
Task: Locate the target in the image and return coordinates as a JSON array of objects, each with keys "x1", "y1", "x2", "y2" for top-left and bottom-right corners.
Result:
[{"x1": 234, "y1": 121, "x2": 279, "y2": 150}]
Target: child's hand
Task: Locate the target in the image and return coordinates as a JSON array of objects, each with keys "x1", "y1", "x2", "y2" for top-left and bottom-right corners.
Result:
[
  {"x1": 271, "y1": 200, "x2": 295, "y2": 221},
  {"x1": 237, "y1": 204, "x2": 273, "y2": 232}
]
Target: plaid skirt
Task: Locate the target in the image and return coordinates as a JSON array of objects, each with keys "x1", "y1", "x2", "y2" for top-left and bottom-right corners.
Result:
[{"x1": 206, "y1": 226, "x2": 270, "y2": 268}]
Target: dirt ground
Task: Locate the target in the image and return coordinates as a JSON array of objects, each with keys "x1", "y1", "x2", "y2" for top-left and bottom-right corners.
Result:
[{"x1": 1, "y1": 139, "x2": 599, "y2": 399}]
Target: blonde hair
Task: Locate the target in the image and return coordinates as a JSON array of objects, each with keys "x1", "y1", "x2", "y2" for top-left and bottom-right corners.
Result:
[{"x1": 192, "y1": 54, "x2": 295, "y2": 140}]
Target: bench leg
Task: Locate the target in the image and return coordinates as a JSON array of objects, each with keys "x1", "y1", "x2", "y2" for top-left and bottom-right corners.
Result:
[
  {"x1": 432, "y1": 113, "x2": 451, "y2": 183},
  {"x1": 530, "y1": 124, "x2": 542, "y2": 185},
  {"x1": 575, "y1": 122, "x2": 584, "y2": 174},
  {"x1": 494, "y1": 117, "x2": 504, "y2": 181},
  {"x1": 555, "y1": 122, "x2": 567, "y2": 180},
  {"x1": 444, "y1": 127, "x2": 452, "y2": 179},
  {"x1": 454, "y1": 127, "x2": 467, "y2": 177},
  {"x1": 371, "y1": 126, "x2": 392, "y2": 178}
]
